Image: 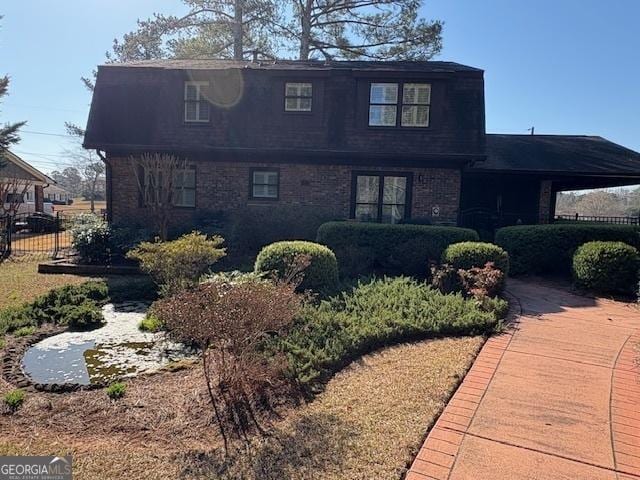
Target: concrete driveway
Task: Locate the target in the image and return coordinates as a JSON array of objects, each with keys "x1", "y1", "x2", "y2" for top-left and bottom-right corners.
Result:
[{"x1": 406, "y1": 278, "x2": 640, "y2": 480}]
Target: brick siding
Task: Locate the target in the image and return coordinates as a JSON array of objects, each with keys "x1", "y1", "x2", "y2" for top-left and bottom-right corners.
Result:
[{"x1": 108, "y1": 156, "x2": 461, "y2": 230}]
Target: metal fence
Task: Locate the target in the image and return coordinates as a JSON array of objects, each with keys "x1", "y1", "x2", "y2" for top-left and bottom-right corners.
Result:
[
  {"x1": 554, "y1": 214, "x2": 640, "y2": 225},
  {"x1": 0, "y1": 210, "x2": 105, "y2": 261}
]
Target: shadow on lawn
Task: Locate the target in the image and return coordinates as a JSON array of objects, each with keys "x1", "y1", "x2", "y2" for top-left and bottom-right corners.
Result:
[{"x1": 178, "y1": 411, "x2": 357, "y2": 480}]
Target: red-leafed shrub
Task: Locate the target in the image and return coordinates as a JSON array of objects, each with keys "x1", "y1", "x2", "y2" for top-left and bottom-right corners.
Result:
[
  {"x1": 153, "y1": 279, "x2": 303, "y2": 449},
  {"x1": 458, "y1": 262, "x2": 505, "y2": 299}
]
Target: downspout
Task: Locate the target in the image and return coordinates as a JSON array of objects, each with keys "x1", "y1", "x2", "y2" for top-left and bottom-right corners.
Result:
[{"x1": 96, "y1": 150, "x2": 110, "y2": 222}]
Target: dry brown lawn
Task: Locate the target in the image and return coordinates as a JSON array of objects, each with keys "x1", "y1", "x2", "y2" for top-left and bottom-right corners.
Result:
[
  {"x1": 0, "y1": 260, "x2": 89, "y2": 309},
  {"x1": 55, "y1": 198, "x2": 106, "y2": 213},
  {"x1": 9, "y1": 232, "x2": 71, "y2": 254},
  {"x1": 0, "y1": 336, "x2": 483, "y2": 480}
]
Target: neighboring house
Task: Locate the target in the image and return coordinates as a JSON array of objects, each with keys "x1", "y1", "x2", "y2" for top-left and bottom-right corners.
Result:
[
  {"x1": 82, "y1": 59, "x2": 640, "y2": 231},
  {"x1": 44, "y1": 184, "x2": 73, "y2": 204},
  {"x1": 0, "y1": 150, "x2": 53, "y2": 215}
]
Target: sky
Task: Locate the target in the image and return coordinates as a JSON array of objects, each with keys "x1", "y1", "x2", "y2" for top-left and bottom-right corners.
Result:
[{"x1": 1, "y1": 0, "x2": 639, "y2": 175}]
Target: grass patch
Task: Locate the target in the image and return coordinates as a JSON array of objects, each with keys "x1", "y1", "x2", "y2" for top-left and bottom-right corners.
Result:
[
  {"x1": 13, "y1": 326, "x2": 36, "y2": 337},
  {"x1": 3, "y1": 389, "x2": 25, "y2": 412},
  {"x1": 106, "y1": 382, "x2": 126, "y2": 400},
  {"x1": 138, "y1": 314, "x2": 163, "y2": 332}
]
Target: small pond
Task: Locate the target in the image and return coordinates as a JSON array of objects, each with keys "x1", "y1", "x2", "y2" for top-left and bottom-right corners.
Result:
[{"x1": 22, "y1": 302, "x2": 194, "y2": 386}]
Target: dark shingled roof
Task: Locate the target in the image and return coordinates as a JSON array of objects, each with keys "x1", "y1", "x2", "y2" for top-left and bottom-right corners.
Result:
[
  {"x1": 101, "y1": 59, "x2": 482, "y2": 74},
  {"x1": 473, "y1": 134, "x2": 640, "y2": 176}
]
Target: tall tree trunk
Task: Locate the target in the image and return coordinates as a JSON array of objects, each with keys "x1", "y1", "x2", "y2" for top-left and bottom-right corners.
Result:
[
  {"x1": 299, "y1": 0, "x2": 313, "y2": 60},
  {"x1": 233, "y1": 0, "x2": 244, "y2": 60}
]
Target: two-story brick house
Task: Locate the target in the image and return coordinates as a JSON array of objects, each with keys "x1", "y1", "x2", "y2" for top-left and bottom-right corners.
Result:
[{"x1": 83, "y1": 59, "x2": 640, "y2": 233}]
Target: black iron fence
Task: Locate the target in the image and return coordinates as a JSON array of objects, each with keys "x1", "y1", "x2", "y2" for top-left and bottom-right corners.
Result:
[{"x1": 0, "y1": 210, "x2": 106, "y2": 261}]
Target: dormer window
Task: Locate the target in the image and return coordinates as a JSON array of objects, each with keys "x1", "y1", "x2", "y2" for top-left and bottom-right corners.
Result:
[
  {"x1": 285, "y1": 82, "x2": 312, "y2": 112},
  {"x1": 369, "y1": 83, "x2": 398, "y2": 126},
  {"x1": 184, "y1": 81, "x2": 210, "y2": 122},
  {"x1": 368, "y1": 82, "x2": 431, "y2": 127},
  {"x1": 401, "y1": 83, "x2": 430, "y2": 127}
]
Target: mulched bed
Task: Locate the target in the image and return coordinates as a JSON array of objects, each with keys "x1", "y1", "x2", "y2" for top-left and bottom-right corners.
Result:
[{"x1": 0, "y1": 336, "x2": 483, "y2": 480}]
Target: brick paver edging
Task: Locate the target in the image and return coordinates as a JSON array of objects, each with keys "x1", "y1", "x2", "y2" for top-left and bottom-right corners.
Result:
[
  {"x1": 405, "y1": 292, "x2": 522, "y2": 480},
  {"x1": 611, "y1": 331, "x2": 640, "y2": 479}
]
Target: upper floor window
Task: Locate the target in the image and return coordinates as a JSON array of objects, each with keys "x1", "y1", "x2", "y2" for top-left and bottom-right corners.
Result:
[
  {"x1": 285, "y1": 82, "x2": 312, "y2": 112},
  {"x1": 368, "y1": 82, "x2": 431, "y2": 127},
  {"x1": 184, "y1": 81, "x2": 210, "y2": 123}
]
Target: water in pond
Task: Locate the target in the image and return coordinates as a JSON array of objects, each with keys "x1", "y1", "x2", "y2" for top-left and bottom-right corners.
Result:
[{"x1": 22, "y1": 302, "x2": 194, "y2": 385}]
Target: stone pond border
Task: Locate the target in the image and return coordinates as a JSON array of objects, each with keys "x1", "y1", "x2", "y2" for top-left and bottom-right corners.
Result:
[{"x1": 1, "y1": 326, "x2": 106, "y2": 393}]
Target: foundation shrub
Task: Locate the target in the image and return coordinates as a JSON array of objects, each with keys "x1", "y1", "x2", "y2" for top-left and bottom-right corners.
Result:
[
  {"x1": 495, "y1": 224, "x2": 640, "y2": 275},
  {"x1": 316, "y1": 222, "x2": 479, "y2": 278}
]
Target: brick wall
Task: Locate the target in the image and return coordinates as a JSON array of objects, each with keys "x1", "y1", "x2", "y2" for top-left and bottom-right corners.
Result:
[
  {"x1": 538, "y1": 180, "x2": 553, "y2": 223},
  {"x1": 107, "y1": 156, "x2": 461, "y2": 231}
]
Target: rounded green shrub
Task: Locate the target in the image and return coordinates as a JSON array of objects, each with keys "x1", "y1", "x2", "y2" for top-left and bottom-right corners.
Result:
[
  {"x1": 254, "y1": 241, "x2": 338, "y2": 292},
  {"x1": 442, "y1": 242, "x2": 510, "y2": 275},
  {"x1": 572, "y1": 241, "x2": 640, "y2": 294}
]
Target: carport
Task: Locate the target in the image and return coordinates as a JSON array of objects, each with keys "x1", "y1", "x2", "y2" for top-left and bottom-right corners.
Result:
[{"x1": 459, "y1": 134, "x2": 640, "y2": 232}]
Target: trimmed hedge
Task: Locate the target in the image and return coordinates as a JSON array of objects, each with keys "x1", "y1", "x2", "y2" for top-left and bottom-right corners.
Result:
[
  {"x1": 316, "y1": 222, "x2": 479, "y2": 277},
  {"x1": 442, "y1": 242, "x2": 510, "y2": 275},
  {"x1": 573, "y1": 241, "x2": 640, "y2": 295},
  {"x1": 254, "y1": 241, "x2": 339, "y2": 292},
  {"x1": 495, "y1": 224, "x2": 640, "y2": 275}
]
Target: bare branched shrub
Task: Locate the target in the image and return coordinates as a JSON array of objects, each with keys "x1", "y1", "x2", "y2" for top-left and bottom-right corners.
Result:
[
  {"x1": 130, "y1": 152, "x2": 187, "y2": 239},
  {"x1": 153, "y1": 280, "x2": 303, "y2": 452}
]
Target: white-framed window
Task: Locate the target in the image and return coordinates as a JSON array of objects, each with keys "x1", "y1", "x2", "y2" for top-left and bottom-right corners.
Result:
[
  {"x1": 369, "y1": 83, "x2": 398, "y2": 126},
  {"x1": 284, "y1": 82, "x2": 312, "y2": 112},
  {"x1": 401, "y1": 83, "x2": 431, "y2": 127},
  {"x1": 173, "y1": 168, "x2": 196, "y2": 207},
  {"x1": 251, "y1": 170, "x2": 279, "y2": 199},
  {"x1": 368, "y1": 82, "x2": 431, "y2": 127},
  {"x1": 184, "y1": 81, "x2": 210, "y2": 122}
]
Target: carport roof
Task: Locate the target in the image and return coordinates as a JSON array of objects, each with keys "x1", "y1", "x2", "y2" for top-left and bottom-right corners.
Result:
[{"x1": 472, "y1": 134, "x2": 640, "y2": 177}]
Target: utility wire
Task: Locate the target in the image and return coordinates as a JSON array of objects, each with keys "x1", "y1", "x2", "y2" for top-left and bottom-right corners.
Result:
[{"x1": 20, "y1": 130, "x2": 78, "y2": 138}]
